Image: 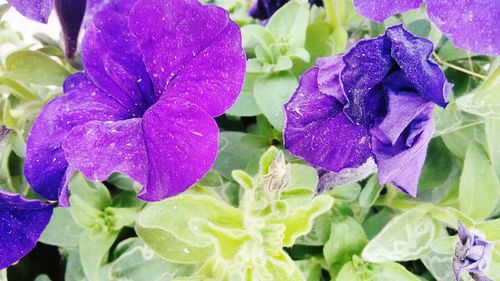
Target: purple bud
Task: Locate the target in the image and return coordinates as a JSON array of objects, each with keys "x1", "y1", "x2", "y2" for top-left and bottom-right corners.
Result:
[
  {"x1": 54, "y1": 0, "x2": 87, "y2": 58},
  {"x1": 453, "y1": 222, "x2": 493, "y2": 281}
]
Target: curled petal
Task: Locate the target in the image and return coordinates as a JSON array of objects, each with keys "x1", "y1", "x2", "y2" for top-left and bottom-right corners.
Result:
[
  {"x1": 427, "y1": 0, "x2": 500, "y2": 56},
  {"x1": 25, "y1": 74, "x2": 129, "y2": 202},
  {"x1": 353, "y1": 0, "x2": 422, "y2": 22},
  {"x1": 372, "y1": 106, "x2": 434, "y2": 196},
  {"x1": 284, "y1": 68, "x2": 372, "y2": 173},
  {"x1": 317, "y1": 56, "x2": 347, "y2": 105},
  {"x1": 62, "y1": 118, "x2": 148, "y2": 188},
  {"x1": 129, "y1": 0, "x2": 245, "y2": 117},
  {"x1": 6, "y1": 0, "x2": 53, "y2": 23},
  {"x1": 0, "y1": 191, "x2": 53, "y2": 269},
  {"x1": 385, "y1": 25, "x2": 450, "y2": 107},
  {"x1": 140, "y1": 96, "x2": 219, "y2": 201}
]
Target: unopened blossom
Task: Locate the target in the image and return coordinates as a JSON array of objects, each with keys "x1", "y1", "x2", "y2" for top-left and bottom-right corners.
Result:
[
  {"x1": 353, "y1": 0, "x2": 500, "y2": 56},
  {"x1": 284, "y1": 25, "x2": 451, "y2": 196},
  {"x1": 453, "y1": 222, "x2": 493, "y2": 281}
]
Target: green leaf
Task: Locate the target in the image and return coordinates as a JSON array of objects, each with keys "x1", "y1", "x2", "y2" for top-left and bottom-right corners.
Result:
[
  {"x1": 101, "y1": 238, "x2": 194, "y2": 281},
  {"x1": 421, "y1": 251, "x2": 455, "y2": 281},
  {"x1": 213, "y1": 132, "x2": 269, "y2": 179},
  {"x1": 242, "y1": 24, "x2": 276, "y2": 52},
  {"x1": 456, "y1": 64, "x2": 500, "y2": 118},
  {"x1": 281, "y1": 195, "x2": 333, "y2": 247},
  {"x1": 438, "y1": 39, "x2": 469, "y2": 61},
  {"x1": 295, "y1": 258, "x2": 323, "y2": 281},
  {"x1": 323, "y1": 217, "x2": 368, "y2": 271},
  {"x1": 459, "y1": 141, "x2": 500, "y2": 220},
  {"x1": 441, "y1": 123, "x2": 487, "y2": 160},
  {"x1": 485, "y1": 117, "x2": 500, "y2": 176},
  {"x1": 266, "y1": 1, "x2": 309, "y2": 47},
  {"x1": 362, "y1": 206, "x2": 437, "y2": 262},
  {"x1": 4, "y1": 50, "x2": 69, "y2": 85},
  {"x1": 476, "y1": 218, "x2": 500, "y2": 242},
  {"x1": 362, "y1": 208, "x2": 395, "y2": 240},
  {"x1": 65, "y1": 250, "x2": 86, "y2": 281},
  {"x1": 371, "y1": 262, "x2": 420, "y2": 281},
  {"x1": 34, "y1": 275, "x2": 52, "y2": 281},
  {"x1": 359, "y1": 175, "x2": 383, "y2": 208},
  {"x1": 406, "y1": 19, "x2": 431, "y2": 38},
  {"x1": 254, "y1": 71, "x2": 297, "y2": 131},
  {"x1": 226, "y1": 73, "x2": 262, "y2": 117},
  {"x1": 135, "y1": 194, "x2": 243, "y2": 263},
  {"x1": 80, "y1": 230, "x2": 119, "y2": 281},
  {"x1": 39, "y1": 207, "x2": 83, "y2": 248}
]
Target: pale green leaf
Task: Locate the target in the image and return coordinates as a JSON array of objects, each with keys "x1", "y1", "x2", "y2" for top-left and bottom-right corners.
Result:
[
  {"x1": 39, "y1": 207, "x2": 83, "y2": 248},
  {"x1": 4, "y1": 50, "x2": 69, "y2": 85},
  {"x1": 80, "y1": 230, "x2": 119, "y2": 281},
  {"x1": 266, "y1": 1, "x2": 309, "y2": 47}
]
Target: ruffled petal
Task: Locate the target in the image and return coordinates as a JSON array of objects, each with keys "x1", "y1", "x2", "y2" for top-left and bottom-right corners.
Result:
[
  {"x1": 353, "y1": 0, "x2": 422, "y2": 22},
  {"x1": 25, "y1": 73, "x2": 129, "y2": 201},
  {"x1": 129, "y1": 0, "x2": 245, "y2": 117},
  {"x1": 284, "y1": 68, "x2": 372, "y2": 172},
  {"x1": 62, "y1": 118, "x2": 148, "y2": 187},
  {"x1": 370, "y1": 91, "x2": 430, "y2": 145},
  {"x1": 317, "y1": 56, "x2": 347, "y2": 105},
  {"x1": 372, "y1": 106, "x2": 434, "y2": 196},
  {"x1": 427, "y1": 0, "x2": 500, "y2": 56},
  {"x1": 82, "y1": 0, "x2": 155, "y2": 115},
  {"x1": 6, "y1": 0, "x2": 53, "y2": 23},
  {"x1": 341, "y1": 35, "x2": 393, "y2": 125},
  {"x1": 385, "y1": 25, "x2": 450, "y2": 107},
  {"x1": 139, "y1": 96, "x2": 219, "y2": 201},
  {"x1": 0, "y1": 191, "x2": 53, "y2": 269}
]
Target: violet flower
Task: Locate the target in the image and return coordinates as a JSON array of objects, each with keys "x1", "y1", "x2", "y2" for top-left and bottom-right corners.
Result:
[
  {"x1": 0, "y1": 190, "x2": 53, "y2": 269},
  {"x1": 284, "y1": 25, "x2": 450, "y2": 196},
  {"x1": 250, "y1": 0, "x2": 323, "y2": 20},
  {"x1": 353, "y1": 0, "x2": 500, "y2": 56},
  {"x1": 453, "y1": 222, "x2": 493, "y2": 281},
  {"x1": 6, "y1": 0, "x2": 94, "y2": 58},
  {"x1": 24, "y1": 0, "x2": 245, "y2": 206}
]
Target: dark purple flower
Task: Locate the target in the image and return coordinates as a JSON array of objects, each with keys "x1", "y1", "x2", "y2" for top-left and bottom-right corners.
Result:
[
  {"x1": 250, "y1": 0, "x2": 323, "y2": 20},
  {"x1": 6, "y1": 0, "x2": 90, "y2": 58},
  {"x1": 353, "y1": 0, "x2": 500, "y2": 56},
  {"x1": 0, "y1": 190, "x2": 53, "y2": 269},
  {"x1": 453, "y1": 222, "x2": 493, "y2": 281},
  {"x1": 284, "y1": 25, "x2": 450, "y2": 196},
  {"x1": 24, "y1": 0, "x2": 245, "y2": 206}
]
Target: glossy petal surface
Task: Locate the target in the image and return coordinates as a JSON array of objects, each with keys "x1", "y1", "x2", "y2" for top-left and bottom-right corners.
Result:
[
  {"x1": 284, "y1": 68, "x2": 372, "y2": 172},
  {"x1": 140, "y1": 97, "x2": 219, "y2": 201},
  {"x1": 0, "y1": 191, "x2": 53, "y2": 269},
  {"x1": 353, "y1": 0, "x2": 422, "y2": 22},
  {"x1": 129, "y1": 0, "x2": 245, "y2": 117},
  {"x1": 427, "y1": 0, "x2": 500, "y2": 56},
  {"x1": 25, "y1": 74, "x2": 129, "y2": 201}
]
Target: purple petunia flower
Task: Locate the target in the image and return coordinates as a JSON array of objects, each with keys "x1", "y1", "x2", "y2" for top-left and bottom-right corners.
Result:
[
  {"x1": 284, "y1": 25, "x2": 450, "y2": 196},
  {"x1": 0, "y1": 0, "x2": 244, "y2": 270},
  {"x1": 353, "y1": 0, "x2": 500, "y2": 56},
  {"x1": 0, "y1": 190, "x2": 53, "y2": 269},
  {"x1": 6, "y1": 0, "x2": 90, "y2": 58},
  {"x1": 453, "y1": 222, "x2": 493, "y2": 281},
  {"x1": 23, "y1": 0, "x2": 245, "y2": 206},
  {"x1": 250, "y1": 0, "x2": 323, "y2": 20}
]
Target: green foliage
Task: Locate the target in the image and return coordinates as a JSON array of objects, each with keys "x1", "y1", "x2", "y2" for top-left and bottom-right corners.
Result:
[{"x1": 137, "y1": 147, "x2": 333, "y2": 280}]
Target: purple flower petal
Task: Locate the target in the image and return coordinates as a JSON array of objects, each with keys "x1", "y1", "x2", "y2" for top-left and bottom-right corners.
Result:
[
  {"x1": 353, "y1": 0, "x2": 422, "y2": 22},
  {"x1": 62, "y1": 119, "x2": 148, "y2": 187},
  {"x1": 427, "y1": 0, "x2": 500, "y2": 56},
  {"x1": 284, "y1": 68, "x2": 372, "y2": 173},
  {"x1": 371, "y1": 98, "x2": 434, "y2": 196},
  {"x1": 128, "y1": 0, "x2": 245, "y2": 117},
  {"x1": 24, "y1": 73, "x2": 130, "y2": 202},
  {"x1": 6, "y1": 0, "x2": 53, "y2": 23},
  {"x1": 0, "y1": 191, "x2": 53, "y2": 269},
  {"x1": 385, "y1": 25, "x2": 450, "y2": 107},
  {"x1": 317, "y1": 56, "x2": 347, "y2": 105},
  {"x1": 82, "y1": 0, "x2": 155, "y2": 115},
  {"x1": 249, "y1": 0, "x2": 323, "y2": 20},
  {"x1": 139, "y1": 97, "x2": 219, "y2": 201}
]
